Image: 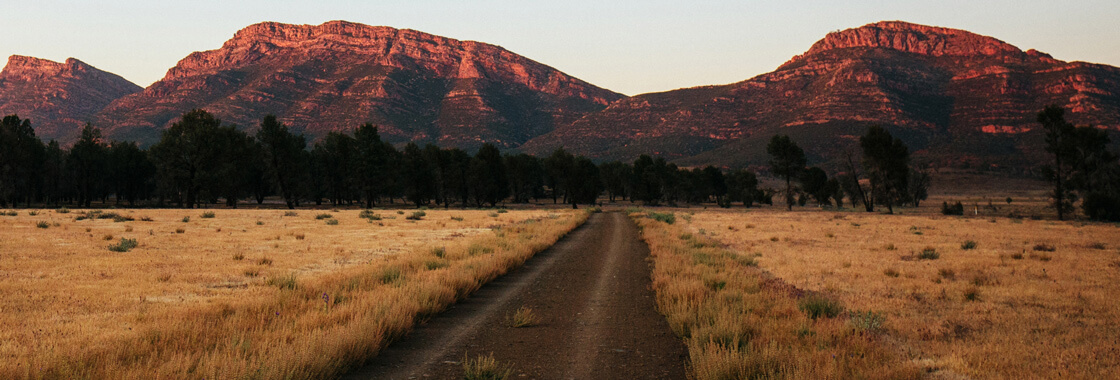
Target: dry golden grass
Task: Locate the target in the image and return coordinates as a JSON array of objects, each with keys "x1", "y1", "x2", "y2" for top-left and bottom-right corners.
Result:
[
  {"x1": 632, "y1": 211, "x2": 919, "y2": 380},
  {"x1": 0, "y1": 208, "x2": 586, "y2": 379},
  {"x1": 685, "y1": 208, "x2": 1120, "y2": 379}
]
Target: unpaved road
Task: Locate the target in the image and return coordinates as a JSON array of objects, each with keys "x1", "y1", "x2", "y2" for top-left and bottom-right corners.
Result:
[{"x1": 345, "y1": 211, "x2": 687, "y2": 379}]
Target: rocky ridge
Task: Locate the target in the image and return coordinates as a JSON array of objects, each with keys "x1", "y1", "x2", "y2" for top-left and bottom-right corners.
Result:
[
  {"x1": 95, "y1": 20, "x2": 623, "y2": 147},
  {"x1": 522, "y1": 21, "x2": 1120, "y2": 169},
  {"x1": 0, "y1": 56, "x2": 141, "y2": 141}
]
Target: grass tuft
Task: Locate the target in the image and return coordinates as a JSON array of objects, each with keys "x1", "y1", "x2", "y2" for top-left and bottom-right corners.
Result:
[
  {"x1": 507, "y1": 306, "x2": 538, "y2": 328},
  {"x1": 36, "y1": 221, "x2": 50, "y2": 229},
  {"x1": 462, "y1": 353, "x2": 512, "y2": 380},
  {"x1": 961, "y1": 240, "x2": 978, "y2": 250},
  {"x1": 200, "y1": 211, "x2": 215, "y2": 219},
  {"x1": 267, "y1": 273, "x2": 298, "y2": 290},
  {"x1": 849, "y1": 310, "x2": 887, "y2": 333}
]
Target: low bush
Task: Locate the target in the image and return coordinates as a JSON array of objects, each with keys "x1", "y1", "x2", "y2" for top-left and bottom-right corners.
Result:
[
  {"x1": 315, "y1": 213, "x2": 333, "y2": 220},
  {"x1": 35, "y1": 221, "x2": 50, "y2": 229},
  {"x1": 1032, "y1": 243, "x2": 1056, "y2": 252},
  {"x1": 648, "y1": 212, "x2": 675, "y2": 224},
  {"x1": 200, "y1": 211, "x2": 215, "y2": 219},
  {"x1": 961, "y1": 240, "x2": 978, "y2": 250},
  {"x1": 941, "y1": 201, "x2": 965, "y2": 215},
  {"x1": 918, "y1": 247, "x2": 940, "y2": 260},
  {"x1": 325, "y1": 218, "x2": 339, "y2": 225},
  {"x1": 963, "y1": 286, "x2": 981, "y2": 302},
  {"x1": 108, "y1": 238, "x2": 139, "y2": 252},
  {"x1": 359, "y1": 210, "x2": 381, "y2": 221},
  {"x1": 798, "y1": 295, "x2": 843, "y2": 320}
]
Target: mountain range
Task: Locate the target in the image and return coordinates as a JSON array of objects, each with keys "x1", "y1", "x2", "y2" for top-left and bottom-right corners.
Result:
[{"x1": 2, "y1": 20, "x2": 1118, "y2": 169}]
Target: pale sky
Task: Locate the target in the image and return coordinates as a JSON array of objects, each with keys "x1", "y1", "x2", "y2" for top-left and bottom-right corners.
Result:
[{"x1": 3, "y1": 0, "x2": 1119, "y2": 96}]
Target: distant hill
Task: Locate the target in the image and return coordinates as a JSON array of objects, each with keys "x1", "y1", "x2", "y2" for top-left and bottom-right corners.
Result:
[
  {"x1": 521, "y1": 21, "x2": 1120, "y2": 170},
  {"x1": 92, "y1": 20, "x2": 624, "y2": 148},
  {"x1": 0, "y1": 56, "x2": 141, "y2": 142},
  {"x1": 4, "y1": 20, "x2": 1118, "y2": 170}
]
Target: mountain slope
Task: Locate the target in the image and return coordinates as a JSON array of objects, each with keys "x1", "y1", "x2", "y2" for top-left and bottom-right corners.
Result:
[
  {"x1": 95, "y1": 20, "x2": 624, "y2": 148},
  {"x1": 521, "y1": 21, "x2": 1120, "y2": 169},
  {"x1": 0, "y1": 56, "x2": 141, "y2": 141}
]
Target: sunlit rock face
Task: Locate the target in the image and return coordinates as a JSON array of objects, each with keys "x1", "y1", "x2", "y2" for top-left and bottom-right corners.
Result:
[
  {"x1": 0, "y1": 55, "x2": 141, "y2": 141},
  {"x1": 522, "y1": 21, "x2": 1120, "y2": 169},
  {"x1": 94, "y1": 20, "x2": 623, "y2": 148}
]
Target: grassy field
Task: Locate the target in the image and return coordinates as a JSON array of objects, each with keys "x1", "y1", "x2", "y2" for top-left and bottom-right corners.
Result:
[
  {"x1": 1, "y1": 207, "x2": 587, "y2": 379},
  {"x1": 679, "y1": 208, "x2": 1120, "y2": 379},
  {"x1": 632, "y1": 210, "x2": 919, "y2": 379}
]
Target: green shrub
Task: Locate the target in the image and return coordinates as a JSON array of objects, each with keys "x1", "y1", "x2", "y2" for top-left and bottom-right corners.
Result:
[
  {"x1": 35, "y1": 221, "x2": 50, "y2": 229},
  {"x1": 56, "y1": 208, "x2": 70, "y2": 214},
  {"x1": 108, "y1": 238, "x2": 139, "y2": 252},
  {"x1": 963, "y1": 286, "x2": 980, "y2": 301},
  {"x1": 27, "y1": 211, "x2": 39, "y2": 216},
  {"x1": 918, "y1": 247, "x2": 940, "y2": 260},
  {"x1": 648, "y1": 212, "x2": 675, "y2": 224},
  {"x1": 200, "y1": 211, "x2": 215, "y2": 218},
  {"x1": 961, "y1": 240, "x2": 978, "y2": 250},
  {"x1": 798, "y1": 294, "x2": 843, "y2": 320},
  {"x1": 181, "y1": 216, "x2": 190, "y2": 223},
  {"x1": 359, "y1": 210, "x2": 381, "y2": 221},
  {"x1": 315, "y1": 213, "x2": 333, "y2": 220},
  {"x1": 1032, "y1": 243, "x2": 1056, "y2": 252},
  {"x1": 325, "y1": 218, "x2": 339, "y2": 225}
]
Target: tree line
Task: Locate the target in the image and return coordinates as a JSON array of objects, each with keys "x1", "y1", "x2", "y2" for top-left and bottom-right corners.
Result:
[{"x1": 3, "y1": 106, "x2": 1115, "y2": 220}]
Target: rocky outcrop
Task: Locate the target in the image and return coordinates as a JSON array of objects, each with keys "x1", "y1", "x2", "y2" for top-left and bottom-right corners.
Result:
[
  {"x1": 96, "y1": 20, "x2": 623, "y2": 148},
  {"x1": 0, "y1": 56, "x2": 141, "y2": 141},
  {"x1": 522, "y1": 21, "x2": 1120, "y2": 169}
]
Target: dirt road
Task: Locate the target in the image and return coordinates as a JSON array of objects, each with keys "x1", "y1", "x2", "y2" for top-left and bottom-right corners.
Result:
[{"x1": 345, "y1": 211, "x2": 687, "y2": 379}]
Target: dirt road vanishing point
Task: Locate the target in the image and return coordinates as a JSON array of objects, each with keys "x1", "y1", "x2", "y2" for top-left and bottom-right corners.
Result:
[{"x1": 346, "y1": 212, "x2": 687, "y2": 379}]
